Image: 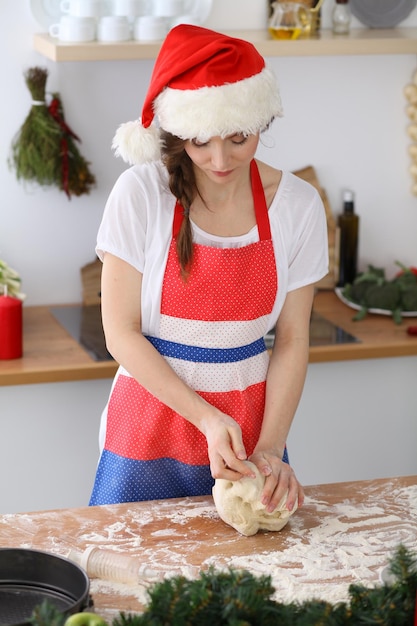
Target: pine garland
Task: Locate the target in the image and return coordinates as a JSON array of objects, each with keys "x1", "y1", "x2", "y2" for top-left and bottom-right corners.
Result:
[
  {"x1": 29, "y1": 545, "x2": 417, "y2": 626},
  {"x1": 9, "y1": 67, "x2": 95, "y2": 199}
]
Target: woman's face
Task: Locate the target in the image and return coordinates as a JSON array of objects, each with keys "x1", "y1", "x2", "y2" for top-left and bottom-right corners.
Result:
[{"x1": 184, "y1": 132, "x2": 259, "y2": 184}]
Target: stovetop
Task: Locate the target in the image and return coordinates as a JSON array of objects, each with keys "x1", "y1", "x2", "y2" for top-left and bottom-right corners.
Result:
[{"x1": 50, "y1": 305, "x2": 359, "y2": 362}]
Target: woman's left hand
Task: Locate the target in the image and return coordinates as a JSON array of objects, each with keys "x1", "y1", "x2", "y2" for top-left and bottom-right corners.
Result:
[{"x1": 248, "y1": 450, "x2": 304, "y2": 514}]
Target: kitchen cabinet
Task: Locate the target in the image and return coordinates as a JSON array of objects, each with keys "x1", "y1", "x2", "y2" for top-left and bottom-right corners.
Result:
[{"x1": 33, "y1": 27, "x2": 417, "y2": 61}]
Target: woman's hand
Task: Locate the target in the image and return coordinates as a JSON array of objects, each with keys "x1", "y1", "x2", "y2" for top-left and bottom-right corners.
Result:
[
  {"x1": 200, "y1": 412, "x2": 257, "y2": 482},
  {"x1": 249, "y1": 450, "x2": 304, "y2": 513}
]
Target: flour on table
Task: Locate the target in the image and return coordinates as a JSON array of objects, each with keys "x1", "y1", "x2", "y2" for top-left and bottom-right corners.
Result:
[
  {"x1": 205, "y1": 483, "x2": 417, "y2": 605},
  {"x1": 212, "y1": 461, "x2": 297, "y2": 536}
]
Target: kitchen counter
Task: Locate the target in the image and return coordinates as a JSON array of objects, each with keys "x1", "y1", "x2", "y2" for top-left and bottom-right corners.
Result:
[
  {"x1": 1, "y1": 475, "x2": 416, "y2": 621},
  {"x1": 1, "y1": 291, "x2": 416, "y2": 386}
]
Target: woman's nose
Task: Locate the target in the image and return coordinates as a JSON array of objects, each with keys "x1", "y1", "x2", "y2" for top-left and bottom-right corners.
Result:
[{"x1": 210, "y1": 143, "x2": 230, "y2": 170}]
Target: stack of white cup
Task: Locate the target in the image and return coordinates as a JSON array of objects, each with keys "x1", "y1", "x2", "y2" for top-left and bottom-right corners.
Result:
[
  {"x1": 135, "y1": 0, "x2": 200, "y2": 41},
  {"x1": 48, "y1": 0, "x2": 201, "y2": 43},
  {"x1": 49, "y1": 0, "x2": 102, "y2": 42},
  {"x1": 107, "y1": 0, "x2": 149, "y2": 40}
]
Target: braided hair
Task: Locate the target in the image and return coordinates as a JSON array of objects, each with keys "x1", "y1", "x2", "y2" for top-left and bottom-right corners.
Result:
[{"x1": 161, "y1": 130, "x2": 197, "y2": 277}]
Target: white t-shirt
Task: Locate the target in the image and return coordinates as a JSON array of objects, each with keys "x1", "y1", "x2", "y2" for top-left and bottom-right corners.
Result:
[{"x1": 96, "y1": 160, "x2": 329, "y2": 336}]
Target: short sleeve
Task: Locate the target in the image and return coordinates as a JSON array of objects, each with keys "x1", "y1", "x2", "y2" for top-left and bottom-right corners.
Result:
[
  {"x1": 96, "y1": 168, "x2": 148, "y2": 273},
  {"x1": 286, "y1": 187, "x2": 329, "y2": 292}
]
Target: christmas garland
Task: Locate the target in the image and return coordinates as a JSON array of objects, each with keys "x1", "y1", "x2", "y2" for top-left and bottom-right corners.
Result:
[
  {"x1": 30, "y1": 544, "x2": 417, "y2": 626},
  {"x1": 9, "y1": 67, "x2": 95, "y2": 199}
]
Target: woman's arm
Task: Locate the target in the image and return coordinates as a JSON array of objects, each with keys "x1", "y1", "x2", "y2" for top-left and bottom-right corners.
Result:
[
  {"x1": 250, "y1": 283, "x2": 315, "y2": 512},
  {"x1": 100, "y1": 252, "x2": 256, "y2": 481}
]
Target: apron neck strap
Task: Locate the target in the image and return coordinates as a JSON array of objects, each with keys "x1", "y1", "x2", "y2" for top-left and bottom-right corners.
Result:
[
  {"x1": 173, "y1": 159, "x2": 271, "y2": 240},
  {"x1": 250, "y1": 159, "x2": 271, "y2": 241}
]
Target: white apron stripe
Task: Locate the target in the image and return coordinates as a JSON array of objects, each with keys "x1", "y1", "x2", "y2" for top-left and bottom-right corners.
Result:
[
  {"x1": 164, "y1": 351, "x2": 269, "y2": 393},
  {"x1": 159, "y1": 314, "x2": 272, "y2": 349}
]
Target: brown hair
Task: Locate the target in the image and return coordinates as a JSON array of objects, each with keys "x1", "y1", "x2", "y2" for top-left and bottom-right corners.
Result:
[{"x1": 160, "y1": 130, "x2": 197, "y2": 276}]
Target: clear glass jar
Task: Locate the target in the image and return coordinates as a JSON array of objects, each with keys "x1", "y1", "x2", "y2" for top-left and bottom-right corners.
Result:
[{"x1": 332, "y1": 0, "x2": 351, "y2": 35}]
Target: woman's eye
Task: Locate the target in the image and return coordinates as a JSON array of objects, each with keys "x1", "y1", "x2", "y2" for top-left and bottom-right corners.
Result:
[
  {"x1": 231, "y1": 135, "x2": 248, "y2": 145},
  {"x1": 191, "y1": 139, "x2": 208, "y2": 147}
]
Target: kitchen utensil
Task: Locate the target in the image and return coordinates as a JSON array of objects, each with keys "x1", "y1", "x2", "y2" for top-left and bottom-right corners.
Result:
[
  {"x1": 350, "y1": 0, "x2": 417, "y2": 28},
  {"x1": 60, "y1": 0, "x2": 102, "y2": 17},
  {"x1": 134, "y1": 15, "x2": 169, "y2": 40},
  {"x1": 69, "y1": 546, "x2": 199, "y2": 584},
  {"x1": 49, "y1": 15, "x2": 96, "y2": 41},
  {"x1": 0, "y1": 548, "x2": 90, "y2": 626},
  {"x1": 153, "y1": 0, "x2": 185, "y2": 17},
  {"x1": 98, "y1": 15, "x2": 131, "y2": 40},
  {"x1": 269, "y1": 2, "x2": 313, "y2": 40}
]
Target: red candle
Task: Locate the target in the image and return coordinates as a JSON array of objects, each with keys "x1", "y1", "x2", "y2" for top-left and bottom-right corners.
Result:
[{"x1": 0, "y1": 291, "x2": 23, "y2": 360}]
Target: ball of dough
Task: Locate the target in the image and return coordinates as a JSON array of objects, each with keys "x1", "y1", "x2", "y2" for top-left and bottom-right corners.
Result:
[{"x1": 212, "y1": 461, "x2": 297, "y2": 536}]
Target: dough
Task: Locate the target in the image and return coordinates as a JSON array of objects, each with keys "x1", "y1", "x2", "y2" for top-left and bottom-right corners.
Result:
[{"x1": 212, "y1": 461, "x2": 297, "y2": 536}]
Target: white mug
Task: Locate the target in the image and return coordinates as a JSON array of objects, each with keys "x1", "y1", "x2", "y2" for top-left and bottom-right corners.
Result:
[
  {"x1": 112, "y1": 0, "x2": 149, "y2": 20},
  {"x1": 153, "y1": 0, "x2": 184, "y2": 17},
  {"x1": 60, "y1": 0, "x2": 102, "y2": 18},
  {"x1": 49, "y1": 15, "x2": 96, "y2": 41},
  {"x1": 98, "y1": 15, "x2": 131, "y2": 40},
  {"x1": 134, "y1": 15, "x2": 168, "y2": 40}
]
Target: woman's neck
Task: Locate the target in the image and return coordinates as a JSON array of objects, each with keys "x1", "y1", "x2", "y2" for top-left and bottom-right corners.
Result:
[{"x1": 190, "y1": 167, "x2": 255, "y2": 237}]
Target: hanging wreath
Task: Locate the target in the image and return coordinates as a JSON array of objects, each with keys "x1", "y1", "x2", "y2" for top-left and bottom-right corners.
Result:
[{"x1": 9, "y1": 66, "x2": 95, "y2": 199}]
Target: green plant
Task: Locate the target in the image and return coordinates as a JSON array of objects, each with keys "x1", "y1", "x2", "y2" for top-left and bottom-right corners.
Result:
[
  {"x1": 0, "y1": 258, "x2": 25, "y2": 299},
  {"x1": 30, "y1": 545, "x2": 417, "y2": 626}
]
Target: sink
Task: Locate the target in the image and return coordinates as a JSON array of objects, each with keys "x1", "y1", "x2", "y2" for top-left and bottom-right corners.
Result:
[{"x1": 51, "y1": 305, "x2": 359, "y2": 362}]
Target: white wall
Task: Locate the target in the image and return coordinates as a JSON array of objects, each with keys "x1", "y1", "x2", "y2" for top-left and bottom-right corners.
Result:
[
  {"x1": 1, "y1": 1, "x2": 416, "y2": 513},
  {"x1": 0, "y1": 380, "x2": 108, "y2": 513},
  {"x1": 288, "y1": 356, "x2": 417, "y2": 486}
]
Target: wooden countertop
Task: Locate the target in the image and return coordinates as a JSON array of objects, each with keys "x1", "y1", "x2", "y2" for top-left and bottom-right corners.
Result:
[
  {"x1": 1, "y1": 475, "x2": 416, "y2": 621},
  {"x1": 1, "y1": 291, "x2": 416, "y2": 386}
]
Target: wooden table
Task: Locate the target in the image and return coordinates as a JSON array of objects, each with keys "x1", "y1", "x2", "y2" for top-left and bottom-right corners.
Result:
[
  {"x1": 1, "y1": 292, "x2": 417, "y2": 386},
  {"x1": 0, "y1": 475, "x2": 416, "y2": 621}
]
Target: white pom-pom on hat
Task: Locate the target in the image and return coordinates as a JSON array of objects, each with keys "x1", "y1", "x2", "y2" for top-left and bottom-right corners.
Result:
[{"x1": 112, "y1": 120, "x2": 162, "y2": 165}]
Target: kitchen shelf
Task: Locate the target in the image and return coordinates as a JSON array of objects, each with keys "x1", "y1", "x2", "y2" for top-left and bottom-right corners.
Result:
[{"x1": 34, "y1": 27, "x2": 417, "y2": 62}]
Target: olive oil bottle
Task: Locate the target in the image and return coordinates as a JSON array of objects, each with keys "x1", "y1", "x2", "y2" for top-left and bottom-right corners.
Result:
[{"x1": 337, "y1": 190, "x2": 359, "y2": 286}]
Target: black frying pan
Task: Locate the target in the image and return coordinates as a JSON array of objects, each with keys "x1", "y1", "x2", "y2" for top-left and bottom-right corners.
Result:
[{"x1": 0, "y1": 548, "x2": 91, "y2": 626}]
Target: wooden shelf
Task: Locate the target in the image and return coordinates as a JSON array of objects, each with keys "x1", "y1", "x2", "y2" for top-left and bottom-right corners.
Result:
[{"x1": 34, "y1": 27, "x2": 417, "y2": 62}]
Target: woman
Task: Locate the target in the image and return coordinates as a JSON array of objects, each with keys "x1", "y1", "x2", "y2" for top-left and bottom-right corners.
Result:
[{"x1": 89, "y1": 24, "x2": 328, "y2": 513}]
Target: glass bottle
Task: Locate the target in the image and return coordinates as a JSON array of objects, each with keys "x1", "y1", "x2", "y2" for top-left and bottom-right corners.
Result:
[
  {"x1": 332, "y1": 0, "x2": 351, "y2": 35},
  {"x1": 337, "y1": 190, "x2": 359, "y2": 287}
]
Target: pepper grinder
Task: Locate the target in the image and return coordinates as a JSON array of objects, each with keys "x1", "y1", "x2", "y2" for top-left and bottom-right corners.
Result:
[{"x1": 332, "y1": 0, "x2": 351, "y2": 35}]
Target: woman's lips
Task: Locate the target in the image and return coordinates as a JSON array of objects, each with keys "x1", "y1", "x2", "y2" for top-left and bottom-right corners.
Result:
[{"x1": 212, "y1": 170, "x2": 233, "y2": 178}]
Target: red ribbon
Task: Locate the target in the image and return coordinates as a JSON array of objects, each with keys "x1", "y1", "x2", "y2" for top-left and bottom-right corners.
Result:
[{"x1": 48, "y1": 97, "x2": 80, "y2": 198}]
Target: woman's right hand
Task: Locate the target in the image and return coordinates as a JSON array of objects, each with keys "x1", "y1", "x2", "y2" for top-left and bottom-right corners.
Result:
[{"x1": 199, "y1": 411, "x2": 256, "y2": 481}]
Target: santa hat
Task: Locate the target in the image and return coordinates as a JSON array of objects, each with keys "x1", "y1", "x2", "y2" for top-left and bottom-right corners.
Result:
[{"x1": 113, "y1": 24, "x2": 283, "y2": 165}]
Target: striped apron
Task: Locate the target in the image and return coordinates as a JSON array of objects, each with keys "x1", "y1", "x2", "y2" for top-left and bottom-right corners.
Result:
[{"x1": 89, "y1": 160, "x2": 284, "y2": 505}]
